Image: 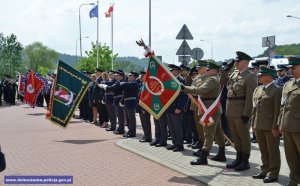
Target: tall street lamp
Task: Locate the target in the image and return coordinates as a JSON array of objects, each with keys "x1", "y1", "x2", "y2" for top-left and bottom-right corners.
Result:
[
  {"x1": 76, "y1": 36, "x2": 89, "y2": 64},
  {"x1": 286, "y1": 15, "x2": 300, "y2": 20},
  {"x1": 79, "y1": 3, "x2": 95, "y2": 58},
  {"x1": 200, "y1": 39, "x2": 213, "y2": 60}
]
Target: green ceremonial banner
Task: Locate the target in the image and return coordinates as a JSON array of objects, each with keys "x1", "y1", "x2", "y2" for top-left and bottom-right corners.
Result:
[
  {"x1": 50, "y1": 60, "x2": 91, "y2": 128},
  {"x1": 139, "y1": 55, "x2": 181, "y2": 119}
]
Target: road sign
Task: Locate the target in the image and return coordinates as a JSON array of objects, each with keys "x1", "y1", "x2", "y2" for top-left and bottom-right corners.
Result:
[
  {"x1": 176, "y1": 24, "x2": 193, "y2": 40},
  {"x1": 191, "y1": 48, "x2": 204, "y2": 60},
  {"x1": 178, "y1": 56, "x2": 191, "y2": 63},
  {"x1": 157, "y1": 56, "x2": 162, "y2": 62},
  {"x1": 176, "y1": 40, "x2": 192, "y2": 55},
  {"x1": 262, "y1": 36, "x2": 275, "y2": 47}
]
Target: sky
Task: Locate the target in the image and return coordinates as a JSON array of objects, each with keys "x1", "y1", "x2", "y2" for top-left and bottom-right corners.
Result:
[{"x1": 1, "y1": 0, "x2": 300, "y2": 65}]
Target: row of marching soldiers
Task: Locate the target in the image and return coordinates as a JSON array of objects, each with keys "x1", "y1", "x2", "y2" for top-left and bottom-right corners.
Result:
[{"x1": 78, "y1": 52, "x2": 299, "y2": 186}]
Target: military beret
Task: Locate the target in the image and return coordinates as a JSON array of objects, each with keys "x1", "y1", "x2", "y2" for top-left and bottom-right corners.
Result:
[
  {"x1": 287, "y1": 57, "x2": 300, "y2": 67},
  {"x1": 207, "y1": 62, "x2": 221, "y2": 70},
  {"x1": 168, "y1": 64, "x2": 181, "y2": 71},
  {"x1": 180, "y1": 65, "x2": 190, "y2": 71},
  {"x1": 128, "y1": 71, "x2": 139, "y2": 78},
  {"x1": 257, "y1": 66, "x2": 277, "y2": 77},
  {"x1": 235, "y1": 51, "x2": 253, "y2": 61},
  {"x1": 95, "y1": 68, "x2": 104, "y2": 72}
]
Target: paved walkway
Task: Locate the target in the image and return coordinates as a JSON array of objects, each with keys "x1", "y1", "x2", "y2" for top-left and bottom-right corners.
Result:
[
  {"x1": 0, "y1": 102, "x2": 202, "y2": 186},
  {"x1": 0, "y1": 101, "x2": 292, "y2": 185}
]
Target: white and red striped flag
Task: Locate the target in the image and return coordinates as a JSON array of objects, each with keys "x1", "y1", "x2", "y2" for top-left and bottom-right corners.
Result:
[{"x1": 105, "y1": 4, "x2": 114, "y2": 17}]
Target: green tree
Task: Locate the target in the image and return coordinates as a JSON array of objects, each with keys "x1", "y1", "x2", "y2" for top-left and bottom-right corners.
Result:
[
  {"x1": 24, "y1": 42, "x2": 58, "y2": 72},
  {"x1": 114, "y1": 61, "x2": 143, "y2": 73},
  {"x1": 38, "y1": 66, "x2": 49, "y2": 77},
  {"x1": 76, "y1": 42, "x2": 118, "y2": 72},
  {"x1": 0, "y1": 33, "x2": 23, "y2": 78}
]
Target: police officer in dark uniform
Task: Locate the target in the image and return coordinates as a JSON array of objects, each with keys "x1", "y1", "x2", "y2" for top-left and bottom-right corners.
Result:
[
  {"x1": 98, "y1": 71, "x2": 139, "y2": 138},
  {"x1": 99, "y1": 70, "x2": 125, "y2": 134},
  {"x1": 165, "y1": 64, "x2": 185, "y2": 152},
  {"x1": 103, "y1": 70, "x2": 117, "y2": 131},
  {"x1": 138, "y1": 71, "x2": 152, "y2": 143},
  {"x1": 180, "y1": 65, "x2": 193, "y2": 145},
  {"x1": 275, "y1": 65, "x2": 290, "y2": 87}
]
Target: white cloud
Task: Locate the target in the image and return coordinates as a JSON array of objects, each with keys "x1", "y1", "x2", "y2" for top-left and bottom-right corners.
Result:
[{"x1": 1, "y1": 0, "x2": 300, "y2": 63}]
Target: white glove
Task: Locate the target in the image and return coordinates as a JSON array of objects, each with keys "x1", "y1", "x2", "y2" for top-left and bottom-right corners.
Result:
[{"x1": 98, "y1": 84, "x2": 108, "y2": 90}]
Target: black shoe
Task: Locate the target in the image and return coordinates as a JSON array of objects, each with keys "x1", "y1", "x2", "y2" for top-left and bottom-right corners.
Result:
[
  {"x1": 187, "y1": 144, "x2": 192, "y2": 147},
  {"x1": 226, "y1": 152, "x2": 242, "y2": 169},
  {"x1": 210, "y1": 147, "x2": 226, "y2": 162},
  {"x1": 190, "y1": 150, "x2": 209, "y2": 165},
  {"x1": 193, "y1": 149, "x2": 201, "y2": 157},
  {"x1": 252, "y1": 173, "x2": 266, "y2": 179},
  {"x1": 139, "y1": 139, "x2": 152, "y2": 143},
  {"x1": 150, "y1": 141, "x2": 159, "y2": 146},
  {"x1": 113, "y1": 131, "x2": 124, "y2": 135},
  {"x1": 106, "y1": 128, "x2": 115, "y2": 131},
  {"x1": 166, "y1": 145, "x2": 176, "y2": 150},
  {"x1": 234, "y1": 153, "x2": 250, "y2": 171},
  {"x1": 155, "y1": 143, "x2": 167, "y2": 147},
  {"x1": 263, "y1": 177, "x2": 277, "y2": 183},
  {"x1": 123, "y1": 134, "x2": 136, "y2": 138},
  {"x1": 173, "y1": 146, "x2": 184, "y2": 152}
]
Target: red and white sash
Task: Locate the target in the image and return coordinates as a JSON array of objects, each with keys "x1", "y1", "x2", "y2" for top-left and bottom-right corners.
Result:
[{"x1": 197, "y1": 89, "x2": 223, "y2": 126}]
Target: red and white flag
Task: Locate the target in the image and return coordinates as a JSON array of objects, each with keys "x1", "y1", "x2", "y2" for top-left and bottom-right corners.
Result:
[
  {"x1": 17, "y1": 73, "x2": 26, "y2": 96},
  {"x1": 105, "y1": 4, "x2": 114, "y2": 17},
  {"x1": 23, "y1": 70, "x2": 46, "y2": 107}
]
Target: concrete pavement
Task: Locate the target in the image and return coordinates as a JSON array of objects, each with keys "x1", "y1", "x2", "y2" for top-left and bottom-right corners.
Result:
[{"x1": 0, "y1": 102, "x2": 202, "y2": 186}]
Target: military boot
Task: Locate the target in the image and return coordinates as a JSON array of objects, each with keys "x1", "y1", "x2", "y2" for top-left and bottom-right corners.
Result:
[
  {"x1": 190, "y1": 150, "x2": 209, "y2": 165},
  {"x1": 226, "y1": 151, "x2": 242, "y2": 169},
  {"x1": 210, "y1": 147, "x2": 226, "y2": 162},
  {"x1": 234, "y1": 153, "x2": 250, "y2": 171}
]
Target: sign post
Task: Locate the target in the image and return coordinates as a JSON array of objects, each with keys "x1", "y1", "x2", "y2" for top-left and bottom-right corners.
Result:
[{"x1": 262, "y1": 35, "x2": 275, "y2": 67}]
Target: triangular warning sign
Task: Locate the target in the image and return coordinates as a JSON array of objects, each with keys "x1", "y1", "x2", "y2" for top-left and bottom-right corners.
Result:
[
  {"x1": 176, "y1": 24, "x2": 193, "y2": 40},
  {"x1": 176, "y1": 40, "x2": 192, "y2": 55}
]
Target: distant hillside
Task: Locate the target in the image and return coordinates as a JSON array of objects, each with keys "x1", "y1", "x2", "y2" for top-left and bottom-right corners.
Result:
[
  {"x1": 56, "y1": 53, "x2": 149, "y2": 69},
  {"x1": 256, "y1": 43, "x2": 300, "y2": 58}
]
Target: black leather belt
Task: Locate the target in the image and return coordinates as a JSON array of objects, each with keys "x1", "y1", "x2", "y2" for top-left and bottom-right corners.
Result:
[
  {"x1": 228, "y1": 96, "x2": 246, "y2": 101},
  {"x1": 201, "y1": 97, "x2": 217, "y2": 101}
]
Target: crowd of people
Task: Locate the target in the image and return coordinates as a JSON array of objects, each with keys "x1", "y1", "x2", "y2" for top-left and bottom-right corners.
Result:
[
  {"x1": 0, "y1": 52, "x2": 299, "y2": 186},
  {"x1": 73, "y1": 52, "x2": 299, "y2": 186}
]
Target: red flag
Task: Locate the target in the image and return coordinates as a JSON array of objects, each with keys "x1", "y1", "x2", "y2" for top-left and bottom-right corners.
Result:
[
  {"x1": 139, "y1": 52, "x2": 181, "y2": 119},
  {"x1": 105, "y1": 4, "x2": 114, "y2": 17},
  {"x1": 23, "y1": 70, "x2": 46, "y2": 107}
]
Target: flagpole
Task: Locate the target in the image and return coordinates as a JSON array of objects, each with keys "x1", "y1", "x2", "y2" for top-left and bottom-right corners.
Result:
[
  {"x1": 149, "y1": 0, "x2": 151, "y2": 48},
  {"x1": 96, "y1": 1, "x2": 99, "y2": 68},
  {"x1": 111, "y1": 4, "x2": 114, "y2": 70}
]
